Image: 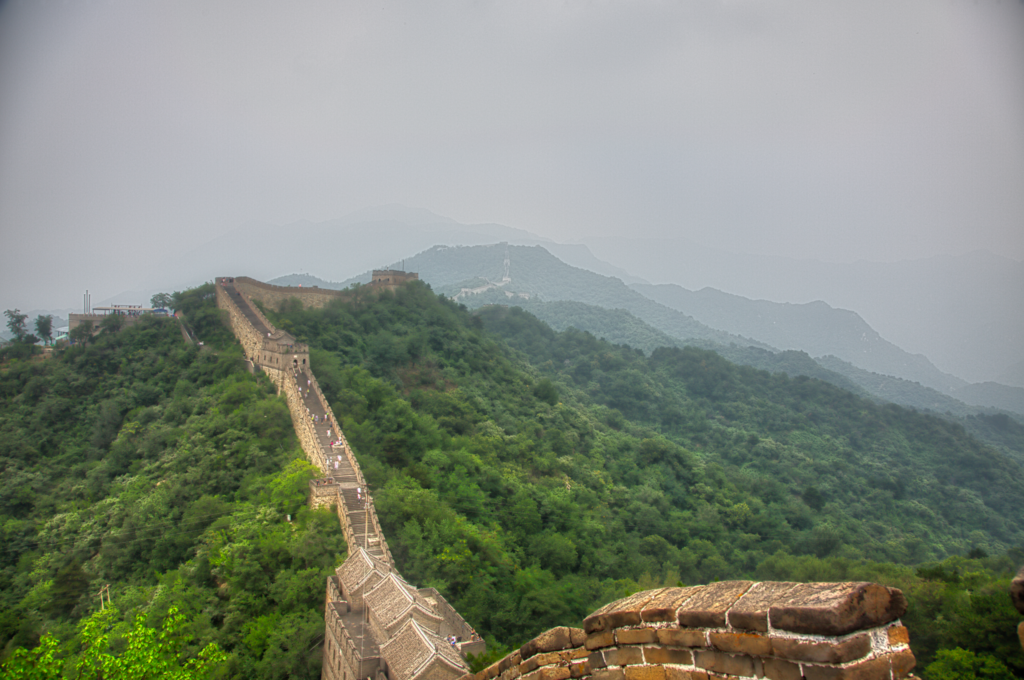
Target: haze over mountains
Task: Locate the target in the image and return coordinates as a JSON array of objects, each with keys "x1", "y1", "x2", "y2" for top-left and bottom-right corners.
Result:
[
  {"x1": 583, "y1": 237, "x2": 1024, "y2": 387},
  {"x1": 63, "y1": 204, "x2": 1021, "y2": 404},
  {"x1": 269, "y1": 242, "x2": 1024, "y2": 420}
]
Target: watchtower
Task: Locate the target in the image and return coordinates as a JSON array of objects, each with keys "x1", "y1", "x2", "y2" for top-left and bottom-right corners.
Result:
[
  {"x1": 369, "y1": 270, "x2": 419, "y2": 291},
  {"x1": 259, "y1": 329, "x2": 309, "y2": 374}
]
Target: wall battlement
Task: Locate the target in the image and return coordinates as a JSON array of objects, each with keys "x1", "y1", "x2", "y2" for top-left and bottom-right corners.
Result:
[
  {"x1": 215, "y1": 275, "x2": 474, "y2": 680},
  {"x1": 470, "y1": 581, "x2": 913, "y2": 680},
  {"x1": 229, "y1": 270, "x2": 418, "y2": 314}
]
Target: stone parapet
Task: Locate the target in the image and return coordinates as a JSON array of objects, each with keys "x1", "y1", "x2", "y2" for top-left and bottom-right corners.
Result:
[
  {"x1": 234, "y1": 275, "x2": 353, "y2": 311},
  {"x1": 466, "y1": 583, "x2": 913, "y2": 680},
  {"x1": 216, "y1": 284, "x2": 263, "y2": 362}
]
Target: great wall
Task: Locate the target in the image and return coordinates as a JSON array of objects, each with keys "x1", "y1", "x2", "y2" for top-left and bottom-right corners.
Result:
[{"x1": 212, "y1": 272, "x2": 1020, "y2": 680}]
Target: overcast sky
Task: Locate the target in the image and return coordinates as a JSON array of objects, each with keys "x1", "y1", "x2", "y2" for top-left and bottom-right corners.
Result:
[{"x1": 2, "y1": 0, "x2": 1023, "y2": 312}]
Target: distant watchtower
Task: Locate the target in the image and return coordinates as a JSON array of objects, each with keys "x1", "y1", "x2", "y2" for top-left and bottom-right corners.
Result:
[
  {"x1": 369, "y1": 270, "x2": 418, "y2": 292},
  {"x1": 259, "y1": 328, "x2": 309, "y2": 374}
]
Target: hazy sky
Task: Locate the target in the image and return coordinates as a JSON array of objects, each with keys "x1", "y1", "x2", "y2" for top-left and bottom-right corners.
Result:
[{"x1": 2, "y1": 0, "x2": 1023, "y2": 312}]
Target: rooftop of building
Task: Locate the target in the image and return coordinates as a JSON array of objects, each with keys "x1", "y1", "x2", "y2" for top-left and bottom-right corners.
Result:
[
  {"x1": 364, "y1": 572, "x2": 441, "y2": 632},
  {"x1": 379, "y1": 619, "x2": 467, "y2": 680}
]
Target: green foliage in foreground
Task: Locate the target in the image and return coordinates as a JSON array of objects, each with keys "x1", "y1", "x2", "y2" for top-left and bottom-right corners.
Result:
[
  {"x1": 2, "y1": 606, "x2": 227, "y2": 680},
  {"x1": 0, "y1": 293, "x2": 346, "y2": 679},
  {"x1": 263, "y1": 282, "x2": 1024, "y2": 676}
]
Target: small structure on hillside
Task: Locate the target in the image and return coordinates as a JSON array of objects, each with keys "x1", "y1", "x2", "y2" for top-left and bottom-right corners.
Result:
[
  {"x1": 69, "y1": 305, "x2": 166, "y2": 335},
  {"x1": 257, "y1": 328, "x2": 309, "y2": 372},
  {"x1": 322, "y1": 548, "x2": 483, "y2": 680},
  {"x1": 369, "y1": 270, "x2": 419, "y2": 292}
]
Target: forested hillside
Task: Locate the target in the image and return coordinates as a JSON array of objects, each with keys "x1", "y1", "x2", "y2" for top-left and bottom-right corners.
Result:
[
  {"x1": 0, "y1": 285, "x2": 345, "y2": 678},
  {"x1": 260, "y1": 282, "x2": 1024, "y2": 675},
  {"x1": 430, "y1": 294, "x2": 1024, "y2": 463}
]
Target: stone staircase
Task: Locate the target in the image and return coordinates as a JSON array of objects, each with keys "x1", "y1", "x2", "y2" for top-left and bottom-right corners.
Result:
[
  {"x1": 339, "y1": 488, "x2": 387, "y2": 561},
  {"x1": 289, "y1": 367, "x2": 388, "y2": 561}
]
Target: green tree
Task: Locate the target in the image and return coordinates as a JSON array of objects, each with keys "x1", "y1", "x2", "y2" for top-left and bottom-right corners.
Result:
[
  {"x1": 5, "y1": 308, "x2": 28, "y2": 341},
  {"x1": 533, "y1": 378, "x2": 559, "y2": 405},
  {"x1": 99, "y1": 313, "x2": 127, "y2": 334},
  {"x1": 34, "y1": 315, "x2": 53, "y2": 346},
  {"x1": 68, "y1": 320, "x2": 93, "y2": 344},
  {"x1": 924, "y1": 647, "x2": 1014, "y2": 680},
  {"x1": 150, "y1": 293, "x2": 173, "y2": 310},
  {"x1": 2, "y1": 606, "x2": 227, "y2": 679}
]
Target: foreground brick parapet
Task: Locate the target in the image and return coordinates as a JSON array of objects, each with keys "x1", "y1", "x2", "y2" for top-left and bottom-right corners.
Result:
[{"x1": 463, "y1": 583, "x2": 914, "y2": 680}]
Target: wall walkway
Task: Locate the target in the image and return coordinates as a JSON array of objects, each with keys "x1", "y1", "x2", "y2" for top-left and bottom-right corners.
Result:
[{"x1": 216, "y1": 278, "x2": 392, "y2": 565}]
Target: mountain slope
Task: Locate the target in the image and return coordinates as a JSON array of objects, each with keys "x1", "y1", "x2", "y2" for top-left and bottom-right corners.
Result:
[
  {"x1": 327, "y1": 243, "x2": 775, "y2": 351},
  {"x1": 254, "y1": 282, "x2": 1024, "y2": 656},
  {"x1": 270, "y1": 249, "x2": 1022, "y2": 420},
  {"x1": 632, "y1": 283, "x2": 966, "y2": 395},
  {"x1": 586, "y1": 238, "x2": 1024, "y2": 387},
  {"x1": 0, "y1": 286, "x2": 343, "y2": 677}
]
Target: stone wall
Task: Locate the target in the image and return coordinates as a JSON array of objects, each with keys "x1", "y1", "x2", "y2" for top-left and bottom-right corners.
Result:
[
  {"x1": 468, "y1": 582, "x2": 914, "y2": 680},
  {"x1": 234, "y1": 276, "x2": 353, "y2": 311},
  {"x1": 215, "y1": 284, "x2": 264, "y2": 361}
]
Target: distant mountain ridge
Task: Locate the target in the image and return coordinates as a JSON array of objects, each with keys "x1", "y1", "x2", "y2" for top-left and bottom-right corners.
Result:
[
  {"x1": 91, "y1": 204, "x2": 1019, "y2": 390},
  {"x1": 269, "y1": 242, "x2": 1024, "y2": 420},
  {"x1": 632, "y1": 283, "x2": 966, "y2": 395},
  {"x1": 584, "y1": 236, "x2": 1024, "y2": 387}
]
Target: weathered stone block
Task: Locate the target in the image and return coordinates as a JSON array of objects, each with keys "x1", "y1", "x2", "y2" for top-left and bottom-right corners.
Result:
[
  {"x1": 586, "y1": 591, "x2": 664, "y2": 633},
  {"x1": 604, "y1": 646, "x2": 645, "y2": 667},
  {"x1": 693, "y1": 650, "x2": 755, "y2": 677},
  {"x1": 727, "y1": 582, "x2": 798, "y2": 632},
  {"x1": 887, "y1": 626, "x2": 910, "y2": 647},
  {"x1": 519, "y1": 659, "x2": 536, "y2": 674},
  {"x1": 570, "y1": 628, "x2": 588, "y2": 648},
  {"x1": 569, "y1": 660, "x2": 590, "y2": 679},
  {"x1": 641, "y1": 587, "x2": 702, "y2": 622},
  {"x1": 591, "y1": 669, "x2": 626, "y2": 680},
  {"x1": 656, "y1": 629, "x2": 707, "y2": 649},
  {"x1": 588, "y1": 652, "x2": 607, "y2": 670},
  {"x1": 562, "y1": 648, "x2": 590, "y2": 662},
  {"x1": 641, "y1": 645, "x2": 693, "y2": 666},
  {"x1": 708, "y1": 631, "x2": 772, "y2": 657},
  {"x1": 664, "y1": 668, "x2": 693, "y2": 680},
  {"x1": 762, "y1": 657, "x2": 802, "y2": 680},
  {"x1": 522, "y1": 667, "x2": 571, "y2": 680},
  {"x1": 1018, "y1": 621, "x2": 1024, "y2": 651},
  {"x1": 768, "y1": 582, "x2": 907, "y2": 636},
  {"x1": 586, "y1": 631, "x2": 617, "y2": 651},
  {"x1": 522, "y1": 627, "x2": 574, "y2": 660},
  {"x1": 625, "y1": 665, "x2": 667, "y2": 680},
  {"x1": 499, "y1": 651, "x2": 522, "y2": 674},
  {"x1": 677, "y1": 581, "x2": 754, "y2": 628},
  {"x1": 801, "y1": 650, "x2": 916, "y2": 680},
  {"x1": 616, "y1": 628, "x2": 658, "y2": 645},
  {"x1": 891, "y1": 649, "x2": 917, "y2": 677},
  {"x1": 771, "y1": 634, "x2": 871, "y2": 664},
  {"x1": 520, "y1": 652, "x2": 562, "y2": 674}
]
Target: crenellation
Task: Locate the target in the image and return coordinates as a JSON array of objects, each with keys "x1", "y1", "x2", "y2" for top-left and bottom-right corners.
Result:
[{"x1": 462, "y1": 583, "x2": 914, "y2": 680}]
